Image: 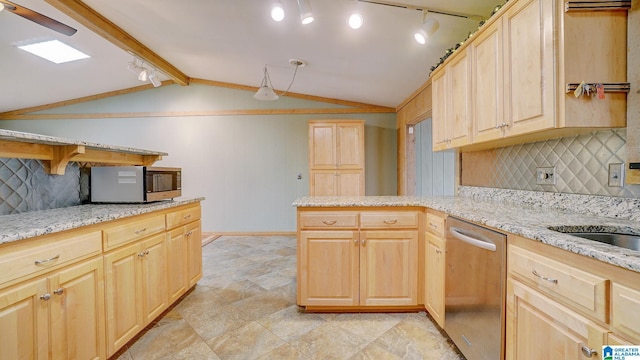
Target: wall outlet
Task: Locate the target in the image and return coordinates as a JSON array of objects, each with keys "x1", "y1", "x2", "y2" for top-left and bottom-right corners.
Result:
[
  {"x1": 536, "y1": 166, "x2": 556, "y2": 185},
  {"x1": 608, "y1": 163, "x2": 624, "y2": 187}
]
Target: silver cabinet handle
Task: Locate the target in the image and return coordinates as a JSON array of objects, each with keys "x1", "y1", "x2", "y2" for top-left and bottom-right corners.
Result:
[
  {"x1": 134, "y1": 228, "x2": 148, "y2": 235},
  {"x1": 185, "y1": 231, "x2": 193, "y2": 237},
  {"x1": 581, "y1": 346, "x2": 597, "y2": 358},
  {"x1": 354, "y1": 238, "x2": 358, "y2": 244},
  {"x1": 322, "y1": 220, "x2": 337, "y2": 225},
  {"x1": 361, "y1": 239, "x2": 366, "y2": 245},
  {"x1": 53, "y1": 288, "x2": 64, "y2": 295},
  {"x1": 532, "y1": 269, "x2": 558, "y2": 284},
  {"x1": 435, "y1": 249, "x2": 442, "y2": 254},
  {"x1": 35, "y1": 254, "x2": 60, "y2": 265},
  {"x1": 183, "y1": 214, "x2": 192, "y2": 220},
  {"x1": 383, "y1": 219, "x2": 397, "y2": 224},
  {"x1": 40, "y1": 293, "x2": 51, "y2": 301},
  {"x1": 429, "y1": 222, "x2": 438, "y2": 229}
]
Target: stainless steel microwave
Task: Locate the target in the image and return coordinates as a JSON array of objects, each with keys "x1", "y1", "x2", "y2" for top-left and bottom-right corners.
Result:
[{"x1": 90, "y1": 166, "x2": 181, "y2": 203}]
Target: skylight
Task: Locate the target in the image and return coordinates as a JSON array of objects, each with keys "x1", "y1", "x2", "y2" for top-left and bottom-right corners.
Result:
[{"x1": 17, "y1": 40, "x2": 90, "y2": 64}]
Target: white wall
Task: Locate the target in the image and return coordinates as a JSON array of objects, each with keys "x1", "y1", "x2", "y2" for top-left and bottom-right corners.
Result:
[{"x1": 0, "y1": 84, "x2": 397, "y2": 232}]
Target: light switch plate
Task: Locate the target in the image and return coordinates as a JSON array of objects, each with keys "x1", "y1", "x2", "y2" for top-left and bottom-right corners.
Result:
[{"x1": 608, "y1": 163, "x2": 624, "y2": 187}]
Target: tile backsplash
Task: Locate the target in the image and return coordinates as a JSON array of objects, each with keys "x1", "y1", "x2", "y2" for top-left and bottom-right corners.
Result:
[
  {"x1": 0, "y1": 158, "x2": 80, "y2": 215},
  {"x1": 460, "y1": 129, "x2": 640, "y2": 198}
]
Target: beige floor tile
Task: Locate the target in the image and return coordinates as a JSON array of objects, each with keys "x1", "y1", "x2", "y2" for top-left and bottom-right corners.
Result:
[
  {"x1": 331, "y1": 312, "x2": 401, "y2": 339},
  {"x1": 255, "y1": 343, "x2": 312, "y2": 360},
  {"x1": 182, "y1": 303, "x2": 254, "y2": 343},
  {"x1": 350, "y1": 342, "x2": 404, "y2": 360},
  {"x1": 208, "y1": 321, "x2": 285, "y2": 360},
  {"x1": 288, "y1": 323, "x2": 371, "y2": 360},
  {"x1": 232, "y1": 290, "x2": 294, "y2": 320},
  {"x1": 370, "y1": 319, "x2": 452, "y2": 360},
  {"x1": 215, "y1": 279, "x2": 266, "y2": 303},
  {"x1": 258, "y1": 305, "x2": 326, "y2": 342}
]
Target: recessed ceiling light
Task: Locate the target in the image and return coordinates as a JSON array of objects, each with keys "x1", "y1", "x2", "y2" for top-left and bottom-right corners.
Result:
[{"x1": 16, "y1": 39, "x2": 90, "y2": 64}]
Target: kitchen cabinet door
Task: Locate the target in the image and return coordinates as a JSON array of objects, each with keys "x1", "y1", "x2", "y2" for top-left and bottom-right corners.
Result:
[
  {"x1": 298, "y1": 230, "x2": 359, "y2": 306},
  {"x1": 186, "y1": 220, "x2": 203, "y2": 287},
  {"x1": 506, "y1": 279, "x2": 607, "y2": 360},
  {"x1": 360, "y1": 230, "x2": 418, "y2": 306},
  {"x1": 310, "y1": 170, "x2": 364, "y2": 196},
  {"x1": 503, "y1": 0, "x2": 555, "y2": 137},
  {"x1": 0, "y1": 279, "x2": 49, "y2": 360},
  {"x1": 104, "y1": 242, "x2": 144, "y2": 356},
  {"x1": 166, "y1": 227, "x2": 188, "y2": 303},
  {"x1": 336, "y1": 123, "x2": 364, "y2": 169},
  {"x1": 140, "y1": 234, "x2": 169, "y2": 324},
  {"x1": 431, "y1": 70, "x2": 448, "y2": 151},
  {"x1": 425, "y1": 231, "x2": 445, "y2": 328},
  {"x1": 471, "y1": 17, "x2": 504, "y2": 143},
  {"x1": 49, "y1": 256, "x2": 105, "y2": 360},
  {"x1": 309, "y1": 123, "x2": 337, "y2": 169},
  {"x1": 447, "y1": 49, "x2": 472, "y2": 148}
]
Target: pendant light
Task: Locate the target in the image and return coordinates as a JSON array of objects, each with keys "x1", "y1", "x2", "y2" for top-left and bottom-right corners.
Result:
[{"x1": 254, "y1": 66, "x2": 279, "y2": 101}]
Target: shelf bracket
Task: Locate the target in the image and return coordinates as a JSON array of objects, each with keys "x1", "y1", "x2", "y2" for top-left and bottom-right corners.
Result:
[
  {"x1": 565, "y1": 1, "x2": 631, "y2": 11},
  {"x1": 49, "y1": 145, "x2": 85, "y2": 175}
]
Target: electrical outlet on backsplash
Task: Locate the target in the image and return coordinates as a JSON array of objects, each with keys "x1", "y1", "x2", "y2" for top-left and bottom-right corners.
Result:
[{"x1": 460, "y1": 129, "x2": 640, "y2": 199}]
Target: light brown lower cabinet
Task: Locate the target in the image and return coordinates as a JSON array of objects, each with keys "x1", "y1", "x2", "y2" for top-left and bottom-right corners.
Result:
[
  {"x1": 0, "y1": 256, "x2": 106, "y2": 360},
  {"x1": 297, "y1": 208, "x2": 421, "y2": 310},
  {"x1": 424, "y1": 231, "x2": 445, "y2": 328},
  {"x1": 0, "y1": 202, "x2": 203, "y2": 360},
  {"x1": 104, "y1": 233, "x2": 168, "y2": 356}
]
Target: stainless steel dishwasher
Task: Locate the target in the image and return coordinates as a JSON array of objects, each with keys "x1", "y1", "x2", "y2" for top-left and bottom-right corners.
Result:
[{"x1": 445, "y1": 217, "x2": 506, "y2": 360}]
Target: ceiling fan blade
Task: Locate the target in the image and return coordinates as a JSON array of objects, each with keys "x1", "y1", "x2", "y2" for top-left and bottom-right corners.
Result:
[{"x1": 1, "y1": 0, "x2": 77, "y2": 36}]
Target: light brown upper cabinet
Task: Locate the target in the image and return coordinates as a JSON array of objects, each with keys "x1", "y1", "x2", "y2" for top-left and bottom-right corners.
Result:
[
  {"x1": 432, "y1": 49, "x2": 472, "y2": 151},
  {"x1": 432, "y1": 0, "x2": 628, "y2": 151},
  {"x1": 309, "y1": 120, "x2": 365, "y2": 196}
]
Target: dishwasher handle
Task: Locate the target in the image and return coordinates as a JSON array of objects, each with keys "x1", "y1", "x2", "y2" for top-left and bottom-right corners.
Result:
[{"x1": 449, "y1": 227, "x2": 497, "y2": 252}]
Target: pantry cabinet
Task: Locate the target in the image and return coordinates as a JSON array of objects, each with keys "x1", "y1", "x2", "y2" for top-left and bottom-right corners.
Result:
[
  {"x1": 431, "y1": 0, "x2": 627, "y2": 151},
  {"x1": 297, "y1": 208, "x2": 421, "y2": 310},
  {"x1": 308, "y1": 120, "x2": 365, "y2": 196}
]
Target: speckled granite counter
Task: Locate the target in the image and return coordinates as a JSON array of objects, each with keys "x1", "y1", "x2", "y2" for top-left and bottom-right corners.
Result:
[
  {"x1": 293, "y1": 189, "x2": 640, "y2": 273},
  {"x1": 0, "y1": 197, "x2": 204, "y2": 245}
]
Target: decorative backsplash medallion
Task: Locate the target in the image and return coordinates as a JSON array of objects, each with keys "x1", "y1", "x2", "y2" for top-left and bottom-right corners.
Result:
[
  {"x1": 0, "y1": 158, "x2": 80, "y2": 215},
  {"x1": 460, "y1": 129, "x2": 640, "y2": 199}
]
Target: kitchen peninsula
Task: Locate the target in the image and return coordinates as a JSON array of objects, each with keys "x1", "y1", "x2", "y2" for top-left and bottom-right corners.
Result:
[
  {"x1": 0, "y1": 129, "x2": 204, "y2": 359},
  {"x1": 294, "y1": 188, "x2": 640, "y2": 358}
]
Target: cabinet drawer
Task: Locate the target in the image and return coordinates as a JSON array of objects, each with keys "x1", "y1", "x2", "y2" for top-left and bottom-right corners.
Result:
[
  {"x1": 508, "y1": 245, "x2": 608, "y2": 323},
  {"x1": 299, "y1": 212, "x2": 358, "y2": 229},
  {"x1": 166, "y1": 205, "x2": 201, "y2": 229},
  {"x1": 103, "y1": 214, "x2": 166, "y2": 251},
  {"x1": 426, "y1": 211, "x2": 446, "y2": 236},
  {"x1": 612, "y1": 283, "x2": 640, "y2": 342},
  {"x1": 0, "y1": 230, "x2": 102, "y2": 286},
  {"x1": 360, "y1": 211, "x2": 419, "y2": 229}
]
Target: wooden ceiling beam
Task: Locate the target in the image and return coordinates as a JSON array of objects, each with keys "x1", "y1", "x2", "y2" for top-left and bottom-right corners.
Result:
[{"x1": 45, "y1": 0, "x2": 190, "y2": 86}]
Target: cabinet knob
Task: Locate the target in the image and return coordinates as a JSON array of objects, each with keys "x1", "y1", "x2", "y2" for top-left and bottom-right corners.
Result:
[
  {"x1": 53, "y1": 288, "x2": 64, "y2": 295},
  {"x1": 361, "y1": 239, "x2": 366, "y2": 245},
  {"x1": 138, "y1": 252, "x2": 146, "y2": 257},
  {"x1": 40, "y1": 293, "x2": 51, "y2": 301},
  {"x1": 581, "y1": 346, "x2": 597, "y2": 358}
]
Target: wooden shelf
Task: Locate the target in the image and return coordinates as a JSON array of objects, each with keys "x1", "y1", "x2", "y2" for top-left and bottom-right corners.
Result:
[{"x1": 0, "y1": 130, "x2": 165, "y2": 175}]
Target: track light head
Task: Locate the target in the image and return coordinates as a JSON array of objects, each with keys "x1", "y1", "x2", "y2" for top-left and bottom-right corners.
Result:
[
  {"x1": 271, "y1": 1, "x2": 285, "y2": 21},
  {"x1": 137, "y1": 68, "x2": 148, "y2": 82},
  {"x1": 296, "y1": 0, "x2": 314, "y2": 24},
  {"x1": 414, "y1": 17, "x2": 439, "y2": 45},
  {"x1": 149, "y1": 69, "x2": 162, "y2": 87}
]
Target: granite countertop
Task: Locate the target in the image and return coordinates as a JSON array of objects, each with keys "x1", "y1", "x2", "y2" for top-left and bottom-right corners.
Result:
[
  {"x1": 0, "y1": 197, "x2": 204, "y2": 245},
  {"x1": 293, "y1": 193, "x2": 640, "y2": 273},
  {"x1": 0, "y1": 129, "x2": 167, "y2": 156}
]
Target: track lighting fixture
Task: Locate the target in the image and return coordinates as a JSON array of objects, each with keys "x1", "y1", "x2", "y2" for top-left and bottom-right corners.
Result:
[
  {"x1": 414, "y1": 12, "x2": 439, "y2": 45},
  {"x1": 296, "y1": 0, "x2": 314, "y2": 24},
  {"x1": 254, "y1": 59, "x2": 306, "y2": 101},
  {"x1": 271, "y1": 0, "x2": 285, "y2": 21},
  {"x1": 148, "y1": 69, "x2": 162, "y2": 87},
  {"x1": 127, "y1": 56, "x2": 163, "y2": 87}
]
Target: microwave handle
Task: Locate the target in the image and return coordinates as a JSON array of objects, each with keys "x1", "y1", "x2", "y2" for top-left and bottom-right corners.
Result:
[{"x1": 449, "y1": 227, "x2": 497, "y2": 252}]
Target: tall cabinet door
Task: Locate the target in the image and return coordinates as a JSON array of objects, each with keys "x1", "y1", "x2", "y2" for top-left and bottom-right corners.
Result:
[
  {"x1": 337, "y1": 170, "x2": 364, "y2": 196},
  {"x1": 309, "y1": 123, "x2": 337, "y2": 169},
  {"x1": 49, "y1": 257, "x2": 106, "y2": 360},
  {"x1": 472, "y1": 17, "x2": 504, "y2": 143},
  {"x1": 0, "y1": 279, "x2": 49, "y2": 360},
  {"x1": 425, "y1": 232, "x2": 445, "y2": 328},
  {"x1": 359, "y1": 230, "x2": 418, "y2": 306},
  {"x1": 431, "y1": 70, "x2": 448, "y2": 151},
  {"x1": 186, "y1": 220, "x2": 203, "y2": 287},
  {"x1": 336, "y1": 123, "x2": 364, "y2": 169},
  {"x1": 447, "y1": 48, "x2": 472, "y2": 148},
  {"x1": 166, "y1": 228, "x2": 188, "y2": 303},
  {"x1": 503, "y1": 0, "x2": 555, "y2": 136},
  {"x1": 298, "y1": 231, "x2": 359, "y2": 306}
]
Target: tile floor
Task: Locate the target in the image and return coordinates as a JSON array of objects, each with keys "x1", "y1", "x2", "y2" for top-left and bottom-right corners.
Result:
[{"x1": 112, "y1": 235, "x2": 465, "y2": 360}]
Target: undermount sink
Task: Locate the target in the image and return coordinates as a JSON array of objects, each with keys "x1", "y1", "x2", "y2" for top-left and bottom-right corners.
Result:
[{"x1": 558, "y1": 231, "x2": 640, "y2": 251}]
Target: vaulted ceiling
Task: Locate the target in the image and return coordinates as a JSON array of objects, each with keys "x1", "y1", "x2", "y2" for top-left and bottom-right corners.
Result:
[{"x1": 0, "y1": 0, "x2": 499, "y2": 113}]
